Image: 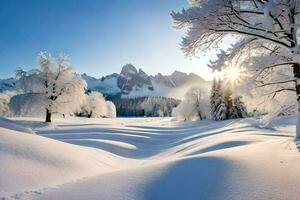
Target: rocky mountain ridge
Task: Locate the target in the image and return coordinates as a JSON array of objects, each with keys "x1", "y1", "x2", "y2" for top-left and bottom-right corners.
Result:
[{"x1": 82, "y1": 64, "x2": 209, "y2": 99}]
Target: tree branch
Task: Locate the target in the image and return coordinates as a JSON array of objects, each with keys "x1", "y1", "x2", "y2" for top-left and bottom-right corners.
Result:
[
  {"x1": 209, "y1": 28, "x2": 291, "y2": 48},
  {"x1": 256, "y1": 79, "x2": 296, "y2": 88}
]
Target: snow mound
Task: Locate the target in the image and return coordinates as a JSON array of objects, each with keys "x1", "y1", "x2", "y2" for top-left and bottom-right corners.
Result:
[
  {"x1": 2, "y1": 117, "x2": 300, "y2": 200},
  {"x1": 0, "y1": 120, "x2": 129, "y2": 198}
]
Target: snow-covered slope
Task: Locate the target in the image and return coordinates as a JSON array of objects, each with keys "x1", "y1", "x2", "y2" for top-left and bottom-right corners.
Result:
[{"x1": 1, "y1": 116, "x2": 300, "y2": 199}]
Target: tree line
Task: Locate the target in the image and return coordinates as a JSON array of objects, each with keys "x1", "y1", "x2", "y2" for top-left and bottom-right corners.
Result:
[{"x1": 110, "y1": 96, "x2": 180, "y2": 117}]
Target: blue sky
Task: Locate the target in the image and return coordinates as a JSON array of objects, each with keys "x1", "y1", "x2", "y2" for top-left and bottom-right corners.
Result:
[{"x1": 0, "y1": 0, "x2": 223, "y2": 80}]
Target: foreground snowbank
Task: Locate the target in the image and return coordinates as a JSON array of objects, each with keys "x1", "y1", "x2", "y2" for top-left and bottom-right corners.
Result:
[
  {"x1": 1, "y1": 116, "x2": 300, "y2": 199},
  {"x1": 0, "y1": 118, "x2": 131, "y2": 198}
]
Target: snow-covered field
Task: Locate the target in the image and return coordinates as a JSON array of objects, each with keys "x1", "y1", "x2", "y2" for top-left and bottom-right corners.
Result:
[{"x1": 1, "y1": 116, "x2": 300, "y2": 200}]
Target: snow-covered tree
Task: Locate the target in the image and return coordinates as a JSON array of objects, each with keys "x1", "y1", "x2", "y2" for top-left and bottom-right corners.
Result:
[
  {"x1": 224, "y1": 85, "x2": 234, "y2": 119},
  {"x1": 208, "y1": 50, "x2": 231, "y2": 120},
  {"x1": 187, "y1": 87, "x2": 208, "y2": 120},
  {"x1": 0, "y1": 94, "x2": 10, "y2": 116},
  {"x1": 105, "y1": 101, "x2": 117, "y2": 118},
  {"x1": 231, "y1": 96, "x2": 248, "y2": 119},
  {"x1": 9, "y1": 93, "x2": 45, "y2": 117},
  {"x1": 82, "y1": 92, "x2": 107, "y2": 118},
  {"x1": 210, "y1": 80, "x2": 218, "y2": 118},
  {"x1": 0, "y1": 91, "x2": 16, "y2": 117},
  {"x1": 210, "y1": 80, "x2": 227, "y2": 120},
  {"x1": 173, "y1": 87, "x2": 209, "y2": 121},
  {"x1": 215, "y1": 100, "x2": 227, "y2": 121},
  {"x1": 210, "y1": 80, "x2": 247, "y2": 120},
  {"x1": 81, "y1": 91, "x2": 116, "y2": 118},
  {"x1": 15, "y1": 52, "x2": 86, "y2": 122},
  {"x1": 172, "y1": 100, "x2": 198, "y2": 121},
  {"x1": 172, "y1": 0, "x2": 300, "y2": 138}
]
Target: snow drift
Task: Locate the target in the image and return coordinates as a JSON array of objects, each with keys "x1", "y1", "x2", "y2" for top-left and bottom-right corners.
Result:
[
  {"x1": 1, "y1": 116, "x2": 300, "y2": 199},
  {"x1": 0, "y1": 118, "x2": 127, "y2": 198}
]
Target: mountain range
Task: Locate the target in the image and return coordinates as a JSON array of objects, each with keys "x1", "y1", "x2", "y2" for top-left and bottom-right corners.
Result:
[
  {"x1": 82, "y1": 64, "x2": 209, "y2": 99},
  {"x1": 0, "y1": 64, "x2": 209, "y2": 100}
]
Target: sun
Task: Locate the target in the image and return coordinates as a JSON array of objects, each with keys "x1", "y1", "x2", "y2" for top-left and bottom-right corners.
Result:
[
  {"x1": 225, "y1": 66, "x2": 240, "y2": 81},
  {"x1": 214, "y1": 66, "x2": 247, "y2": 86}
]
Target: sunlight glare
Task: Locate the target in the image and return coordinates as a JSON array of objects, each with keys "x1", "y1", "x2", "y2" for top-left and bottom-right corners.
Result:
[
  {"x1": 225, "y1": 66, "x2": 241, "y2": 81},
  {"x1": 213, "y1": 66, "x2": 247, "y2": 86},
  {"x1": 224, "y1": 66, "x2": 247, "y2": 86}
]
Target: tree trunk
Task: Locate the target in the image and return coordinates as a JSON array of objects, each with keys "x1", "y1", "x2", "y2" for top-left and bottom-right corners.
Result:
[
  {"x1": 293, "y1": 63, "x2": 300, "y2": 139},
  {"x1": 199, "y1": 113, "x2": 203, "y2": 120},
  {"x1": 45, "y1": 109, "x2": 51, "y2": 123},
  {"x1": 198, "y1": 110, "x2": 203, "y2": 120},
  {"x1": 225, "y1": 85, "x2": 233, "y2": 119}
]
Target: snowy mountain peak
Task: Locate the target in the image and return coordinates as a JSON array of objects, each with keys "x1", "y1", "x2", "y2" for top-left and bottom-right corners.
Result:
[
  {"x1": 171, "y1": 70, "x2": 187, "y2": 77},
  {"x1": 138, "y1": 69, "x2": 148, "y2": 78},
  {"x1": 117, "y1": 64, "x2": 152, "y2": 94},
  {"x1": 120, "y1": 64, "x2": 138, "y2": 76}
]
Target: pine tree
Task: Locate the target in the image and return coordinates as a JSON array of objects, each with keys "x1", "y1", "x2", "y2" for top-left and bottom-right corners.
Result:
[
  {"x1": 224, "y1": 80, "x2": 248, "y2": 119},
  {"x1": 210, "y1": 79, "x2": 227, "y2": 120},
  {"x1": 215, "y1": 101, "x2": 227, "y2": 121},
  {"x1": 231, "y1": 96, "x2": 248, "y2": 118},
  {"x1": 210, "y1": 79, "x2": 218, "y2": 119},
  {"x1": 224, "y1": 85, "x2": 234, "y2": 119}
]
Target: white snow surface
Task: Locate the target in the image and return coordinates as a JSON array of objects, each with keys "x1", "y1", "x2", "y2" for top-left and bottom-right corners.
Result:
[{"x1": 1, "y1": 116, "x2": 300, "y2": 199}]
